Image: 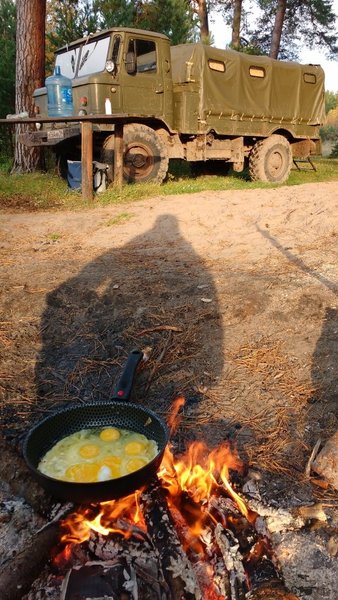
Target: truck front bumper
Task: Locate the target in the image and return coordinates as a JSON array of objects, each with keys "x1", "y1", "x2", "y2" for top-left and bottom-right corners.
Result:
[{"x1": 18, "y1": 126, "x2": 81, "y2": 147}]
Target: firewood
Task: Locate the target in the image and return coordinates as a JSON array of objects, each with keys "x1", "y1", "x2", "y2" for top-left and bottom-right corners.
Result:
[
  {"x1": 246, "y1": 584, "x2": 299, "y2": 599},
  {"x1": 0, "y1": 522, "x2": 60, "y2": 600},
  {"x1": 214, "y1": 523, "x2": 247, "y2": 600},
  {"x1": 141, "y1": 479, "x2": 201, "y2": 600},
  {"x1": 209, "y1": 495, "x2": 299, "y2": 599},
  {"x1": 166, "y1": 499, "x2": 232, "y2": 599},
  {"x1": 88, "y1": 529, "x2": 166, "y2": 599},
  {"x1": 60, "y1": 559, "x2": 137, "y2": 600}
]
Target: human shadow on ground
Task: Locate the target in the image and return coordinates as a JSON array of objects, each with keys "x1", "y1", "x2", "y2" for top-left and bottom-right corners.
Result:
[
  {"x1": 256, "y1": 225, "x2": 338, "y2": 445},
  {"x1": 34, "y1": 214, "x2": 225, "y2": 450}
]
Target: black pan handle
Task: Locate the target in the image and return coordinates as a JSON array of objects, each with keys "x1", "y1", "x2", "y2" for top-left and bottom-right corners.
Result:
[{"x1": 111, "y1": 349, "x2": 143, "y2": 401}]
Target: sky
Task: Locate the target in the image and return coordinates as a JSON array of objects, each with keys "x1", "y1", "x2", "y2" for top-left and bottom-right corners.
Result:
[{"x1": 209, "y1": 5, "x2": 338, "y2": 92}]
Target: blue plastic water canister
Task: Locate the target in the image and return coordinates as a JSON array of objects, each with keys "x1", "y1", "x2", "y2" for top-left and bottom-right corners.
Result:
[{"x1": 45, "y1": 65, "x2": 73, "y2": 117}]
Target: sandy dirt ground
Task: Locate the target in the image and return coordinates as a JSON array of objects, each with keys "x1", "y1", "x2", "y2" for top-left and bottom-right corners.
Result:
[{"x1": 1, "y1": 180, "x2": 338, "y2": 598}]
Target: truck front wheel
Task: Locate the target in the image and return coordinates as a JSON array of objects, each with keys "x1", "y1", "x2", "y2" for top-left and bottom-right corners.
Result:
[
  {"x1": 102, "y1": 124, "x2": 169, "y2": 184},
  {"x1": 249, "y1": 135, "x2": 292, "y2": 183}
]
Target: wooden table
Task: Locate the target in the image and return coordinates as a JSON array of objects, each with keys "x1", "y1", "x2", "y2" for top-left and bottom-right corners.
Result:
[{"x1": 0, "y1": 114, "x2": 131, "y2": 201}]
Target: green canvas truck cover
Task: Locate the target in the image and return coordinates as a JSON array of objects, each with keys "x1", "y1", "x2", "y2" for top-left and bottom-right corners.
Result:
[{"x1": 170, "y1": 44, "x2": 325, "y2": 128}]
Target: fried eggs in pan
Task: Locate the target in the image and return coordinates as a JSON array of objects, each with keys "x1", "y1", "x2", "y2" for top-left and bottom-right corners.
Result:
[{"x1": 38, "y1": 427, "x2": 158, "y2": 483}]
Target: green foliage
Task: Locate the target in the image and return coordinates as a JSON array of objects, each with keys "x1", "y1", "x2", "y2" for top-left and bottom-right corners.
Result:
[
  {"x1": 330, "y1": 142, "x2": 338, "y2": 158},
  {"x1": 0, "y1": 0, "x2": 16, "y2": 117},
  {"x1": 46, "y1": 1, "x2": 100, "y2": 72},
  {"x1": 320, "y1": 124, "x2": 338, "y2": 141},
  {"x1": 0, "y1": 0, "x2": 16, "y2": 161},
  {"x1": 133, "y1": 0, "x2": 195, "y2": 45},
  {"x1": 93, "y1": 0, "x2": 137, "y2": 29},
  {"x1": 325, "y1": 90, "x2": 338, "y2": 114},
  {"x1": 228, "y1": 38, "x2": 264, "y2": 55},
  {"x1": 46, "y1": 0, "x2": 196, "y2": 63},
  {"x1": 243, "y1": 0, "x2": 338, "y2": 60}
]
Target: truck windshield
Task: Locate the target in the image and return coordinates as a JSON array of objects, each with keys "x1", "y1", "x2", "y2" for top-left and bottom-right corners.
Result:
[
  {"x1": 77, "y1": 37, "x2": 110, "y2": 76},
  {"x1": 55, "y1": 36, "x2": 110, "y2": 79},
  {"x1": 55, "y1": 48, "x2": 80, "y2": 80}
]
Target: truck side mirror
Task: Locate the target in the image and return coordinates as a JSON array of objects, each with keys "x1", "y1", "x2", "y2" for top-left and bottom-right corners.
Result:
[{"x1": 125, "y1": 52, "x2": 137, "y2": 75}]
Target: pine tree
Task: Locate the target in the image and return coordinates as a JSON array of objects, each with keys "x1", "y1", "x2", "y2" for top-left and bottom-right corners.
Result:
[
  {"x1": 12, "y1": 0, "x2": 46, "y2": 173},
  {"x1": 249, "y1": 0, "x2": 338, "y2": 60}
]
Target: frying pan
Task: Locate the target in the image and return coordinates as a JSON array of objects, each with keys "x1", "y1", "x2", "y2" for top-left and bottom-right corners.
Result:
[{"x1": 23, "y1": 350, "x2": 168, "y2": 503}]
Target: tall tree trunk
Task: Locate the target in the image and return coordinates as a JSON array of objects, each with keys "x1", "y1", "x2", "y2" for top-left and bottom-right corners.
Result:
[
  {"x1": 269, "y1": 0, "x2": 287, "y2": 59},
  {"x1": 194, "y1": 0, "x2": 209, "y2": 42},
  {"x1": 12, "y1": 0, "x2": 46, "y2": 173},
  {"x1": 232, "y1": 0, "x2": 243, "y2": 50}
]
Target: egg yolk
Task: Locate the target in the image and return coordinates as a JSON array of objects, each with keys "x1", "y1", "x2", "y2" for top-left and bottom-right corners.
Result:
[
  {"x1": 126, "y1": 458, "x2": 147, "y2": 473},
  {"x1": 99, "y1": 428, "x2": 121, "y2": 442},
  {"x1": 124, "y1": 441, "x2": 146, "y2": 455},
  {"x1": 65, "y1": 463, "x2": 100, "y2": 482},
  {"x1": 79, "y1": 443, "x2": 100, "y2": 458}
]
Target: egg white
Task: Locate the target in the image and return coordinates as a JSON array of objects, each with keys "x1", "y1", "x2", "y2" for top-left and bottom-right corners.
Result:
[{"x1": 38, "y1": 427, "x2": 158, "y2": 482}]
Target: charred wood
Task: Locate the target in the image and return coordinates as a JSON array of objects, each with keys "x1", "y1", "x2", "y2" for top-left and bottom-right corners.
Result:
[
  {"x1": 88, "y1": 530, "x2": 167, "y2": 599},
  {"x1": 168, "y1": 500, "x2": 231, "y2": 599},
  {"x1": 141, "y1": 479, "x2": 201, "y2": 600},
  {"x1": 60, "y1": 558, "x2": 138, "y2": 600},
  {"x1": 0, "y1": 436, "x2": 54, "y2": 515},
  {"x1": 210, "y1": 495, "x2": 300, "y2": 599},
  {"x1": 0, "y1": 522, "x2": 60, "y2": 600},
  {"x1": 247, "y1": 585, "x2": 300, "y2": 600},
  {"x1": 214, "y1": 523, "x2": 247, "y2": 600}
]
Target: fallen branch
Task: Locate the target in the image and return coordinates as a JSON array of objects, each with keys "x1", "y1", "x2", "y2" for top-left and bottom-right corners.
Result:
[
  {"x1": 305, "y1": 438, "x2": 321, "y2": 478},
  {"x1": 136, "y1": 325, "x2": 183, "y2": 336}
]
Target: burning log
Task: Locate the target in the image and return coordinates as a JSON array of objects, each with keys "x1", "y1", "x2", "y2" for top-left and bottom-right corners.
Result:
[
  {"x1": 214, "y1": 523, "x2": 247, "y2": 600},
  {"x1": 0, "y1": 522, "x2": 60, "y2": 600},
  {"x1": 141, "y1": 479, "x2": 202, "y2": 600},
  {"x1": 210, "y1": 495, "x2": 300, "y2": 600},
  {"x1": 247, "y1": 586, "x2": 300, "y2": 600},
  {"x1": 166, "y1": 495, "x2": 232, "y2": 599},
  {"x1": 60, "y1": 558, "x2": 138, "y2": 600},
  {"x1": 88, "y1": 530, "x2": 166, "y2": 599}
]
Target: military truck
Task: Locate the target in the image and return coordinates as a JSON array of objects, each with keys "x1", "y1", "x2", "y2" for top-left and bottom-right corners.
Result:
[{"x1": 23, "y1": 27, "x2": 325, "y2": 184}]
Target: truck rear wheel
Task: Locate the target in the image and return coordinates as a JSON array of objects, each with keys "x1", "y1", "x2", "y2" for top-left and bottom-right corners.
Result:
[
  {"x1": 102, "y1": 124, "x2": 169, "y2": 184},
  {"x1": 249, "y1": 135, "x2": 292, "y2": 183}
]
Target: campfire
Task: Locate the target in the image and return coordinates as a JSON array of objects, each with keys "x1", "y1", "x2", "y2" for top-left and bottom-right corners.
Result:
[
  {"x1": 0, "y1": 398, "x2": 302, "y2": 600},
  {"x1": 44, "y1": 400, "x2": 299, "y2": 600}
]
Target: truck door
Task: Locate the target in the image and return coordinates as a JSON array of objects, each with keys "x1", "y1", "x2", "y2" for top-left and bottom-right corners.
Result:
[{"x1": 121, "y1": 36, "x2": 164, "y2": 117}]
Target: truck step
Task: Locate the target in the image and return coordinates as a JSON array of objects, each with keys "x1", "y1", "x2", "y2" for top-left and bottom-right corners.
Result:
[{"x1": 293, "y1": 157, "x2": 317, "y2": 172}]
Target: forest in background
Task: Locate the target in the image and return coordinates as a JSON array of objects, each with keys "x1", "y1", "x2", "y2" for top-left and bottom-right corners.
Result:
[{"x1": 0, "y1": 0, "x2": 338, "y2": 169}]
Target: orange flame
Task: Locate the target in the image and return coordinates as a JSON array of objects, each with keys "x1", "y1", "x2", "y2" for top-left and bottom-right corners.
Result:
[
  {"x1": 158, "y1": 440, "x2": 246, "y2": 513},
  {"x1": 60, "y1": 491, "x2": 145, "y2": 545},
  {"x1": 167, "y1": 395, "x2": 185, "y2": 436},
  {"x1": 60, "y1": 429, "x2": 249, "y2": 555}
]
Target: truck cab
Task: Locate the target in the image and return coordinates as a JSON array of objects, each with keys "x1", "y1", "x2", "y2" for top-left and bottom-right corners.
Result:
[{"x1": 34, "y1": 28, "x2": 173, "y2": 127}]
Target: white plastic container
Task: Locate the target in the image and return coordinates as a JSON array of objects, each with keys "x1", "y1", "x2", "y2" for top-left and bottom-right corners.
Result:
[
  {"x1": 45, "y1": 66, "x2": 73, "y2": 117},
  {"x1": 105, "y1": 97, "x2": 112, "y2": 115}
]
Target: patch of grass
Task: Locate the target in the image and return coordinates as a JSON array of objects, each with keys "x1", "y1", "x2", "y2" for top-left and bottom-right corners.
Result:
[
  {"x1": 0, "y1": 171, "x2": 72, "y2": 210},
  {"x1": 104, "y1": 212, "x2": 133, "y2": 226},
  {"x1": 0, "y1": 156, "x2": 337, "y2": 211},
  {"x1": 46, "y1": 232, "x2": 62, "y2": 241}
]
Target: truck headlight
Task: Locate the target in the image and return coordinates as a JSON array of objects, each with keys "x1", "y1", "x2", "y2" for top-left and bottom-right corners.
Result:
[{"x1": 105, "y1": 60, "x2": 115, "y2": 73}]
